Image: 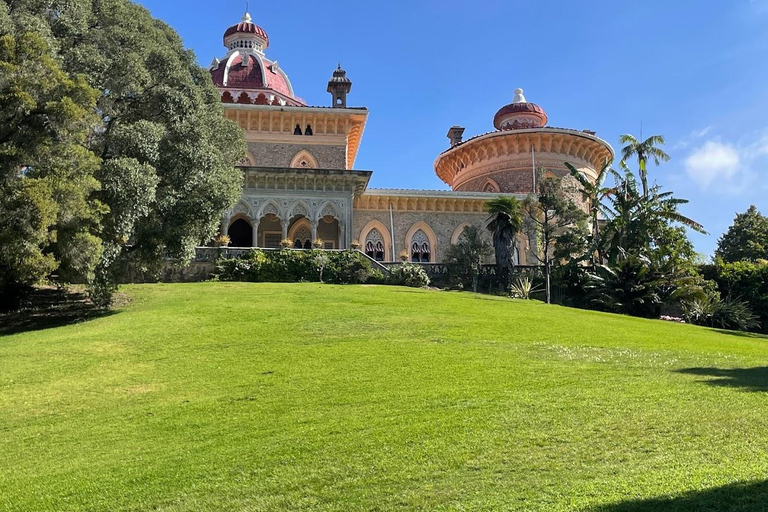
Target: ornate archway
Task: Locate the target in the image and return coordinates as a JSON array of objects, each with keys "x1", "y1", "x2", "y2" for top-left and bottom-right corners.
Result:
[{"x1": 359, "y1": 220, "x2": 392, "y2": 262}]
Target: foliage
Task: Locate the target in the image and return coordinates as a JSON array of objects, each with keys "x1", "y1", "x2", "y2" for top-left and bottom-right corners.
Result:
[
  {"x1": 587, "y1": 249, "x2": 702, "y2": 319},
  {"x1": 214, "y1": 249, "x2": 381, "y2": 285},
  {"x1": 485, "y1": 196, "x2": 523, "y2": 289},
  {"x1": 2, "y1": 0, "x2": 247, "y2": 306},
  {"x1": 387, "y1": 262, "x2": 431, "y2": 288},
  {"x1": 701, "y1": 259, "x2": 768, "y2": 333},
  {"x1": 618, "y1": 134, "x2": 670, "y2": 197},
  {"x1": 682, "y1": 294, "x2": 760, "y2": 332},
  {"x1": 523, "y1": 174, "x2": 587, "y2": 303},
  {"x1": 565, "y1": 159, "x2": 613, "y2": 264},
  {"x1": 715, "y1": 205, "x2": 768, "y2": 263},
  {"x1": 444, "y1": 225, "x2": 492, "y2": 292},
  {"x1": 0, "y1": 31, "x2": 102, "y2": 310},
  {"x1": 509, "y1": 276, "x2": 542, "y2": 300}
]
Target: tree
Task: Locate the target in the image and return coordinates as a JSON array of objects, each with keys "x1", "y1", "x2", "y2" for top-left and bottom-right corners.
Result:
[
  {"x1": 715, "y1": 205, "x2": 768, "y2": 263},
  {"x1": 485, "y1": 196, "x2": 523, "y2": 289},
  {"x1": 523, "y1": 174, "x2": 587, "y2": 304},
  {"x1": 2, "y1": 1, "x2": 247, "y2": 305},
  {"x1": 619, "y1": 134, "x2": 670, "y2": 197},
  {"x1": 565, "y1": 158, "x2": 613, "y2": 264},
  {"x1": 445, "y1": 225, "x2": 492, "y2": 292},
  {"x1": 0, "y1": 31, "x2": 102, "y2": 309}
]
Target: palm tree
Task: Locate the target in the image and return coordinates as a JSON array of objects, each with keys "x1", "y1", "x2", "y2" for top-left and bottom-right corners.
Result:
[
  {"x1": 566, "y1": 158, "x2": 613, "y2": 263},
  {"x1": 619, "y1": 134, "x2": 670, "y2": 197},
  {"x1": 485, "y1": 196, "x2": 523, "y2": 289}
]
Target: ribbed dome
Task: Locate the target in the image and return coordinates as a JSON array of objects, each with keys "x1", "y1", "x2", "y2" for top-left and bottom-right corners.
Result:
[
  {"x1": 223, "y1": 12, "x2": 269, "y2": 51},
  {"x1": 493, "y1": 88, "x2": 548, "y2": 130}
]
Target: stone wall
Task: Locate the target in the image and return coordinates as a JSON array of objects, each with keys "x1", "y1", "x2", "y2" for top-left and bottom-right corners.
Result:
[
  {"x1": 353, "y1": 209, "x2": 492, "y2": 263},
  {"x1": 248, "y1": 142, "x2": 346, "y2": 169}
]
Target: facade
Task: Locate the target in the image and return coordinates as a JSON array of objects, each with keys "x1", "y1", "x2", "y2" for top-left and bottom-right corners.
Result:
[{"x1": 213, "y1": 11, "x2": 614, "y2": 264}]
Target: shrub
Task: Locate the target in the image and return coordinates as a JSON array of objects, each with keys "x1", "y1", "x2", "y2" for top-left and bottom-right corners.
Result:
[
  {"x1": 700, "y1": 260, "x2": 768, "y2": 333},
  {"x1": 388, "y1": 263, "x2": 430, "y2": 288},
  {"x1": 214, "y1": 249, "x2": 380, "y2": 285},
  {"x1": 509, "y1": 276, "x2": 542, "y2": 299},
  {"x1": 682, "y1": 294, "x2": 761, "y2": 332}
]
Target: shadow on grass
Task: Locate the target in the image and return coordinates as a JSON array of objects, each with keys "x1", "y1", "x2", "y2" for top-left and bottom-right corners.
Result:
[
  {"x1": 674, "y1": 367, "x2": 768, "y2": 392},
  {"x1": 0, "y1": 287, "x2": 119, "y2": 337},
  {"x1": 709, "y1": 328, "x2": 768, "y2": 340},
  {"x1": 589, "y1": 480, "x2": 768, "y2": 511}
]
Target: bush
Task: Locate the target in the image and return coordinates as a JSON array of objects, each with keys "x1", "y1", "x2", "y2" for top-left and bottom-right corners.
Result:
[
  {"x1": 682, "y1": 294, "x2": 761, "y2": 332},
  {"x1": 214, "y1": 249, "x2": 380, "y2": 285},
  {"x1": 700, "y1": 260, "x2": 768, "y2": 333},
  {"x1": 388, "y1": 263, "x2": 431, "y2": 288}
]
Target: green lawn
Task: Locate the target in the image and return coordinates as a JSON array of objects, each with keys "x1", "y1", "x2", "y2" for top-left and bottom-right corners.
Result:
[{"x1": 1, "y1": 283, "x2": 768, "y2": 511}]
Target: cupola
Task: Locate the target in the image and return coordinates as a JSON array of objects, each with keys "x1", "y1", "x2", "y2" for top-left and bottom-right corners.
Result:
[
  {"x1": 493, "y1": 88, "x2": 548, "y2": 131},
  {"x1": 223, "y1": 12, "x2": 269, "y2": 53}
]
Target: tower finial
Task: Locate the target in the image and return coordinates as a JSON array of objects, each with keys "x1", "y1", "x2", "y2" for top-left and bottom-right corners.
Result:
[
  {"x1": 513, "y1": 88, "x2": 526, "y2": 104},
  {"x1": 242, "y1": 1, "x2": 252, "y2": 23}
]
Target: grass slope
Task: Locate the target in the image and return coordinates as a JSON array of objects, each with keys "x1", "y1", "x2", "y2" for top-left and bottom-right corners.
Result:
[{"x1": 1, "y1": 283, "x2": 768, "y2": 511}]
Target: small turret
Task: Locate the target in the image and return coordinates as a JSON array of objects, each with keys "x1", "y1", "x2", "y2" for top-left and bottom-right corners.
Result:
[{"x1": 327, "y1": 64, "x2": 352, "y2": 108}]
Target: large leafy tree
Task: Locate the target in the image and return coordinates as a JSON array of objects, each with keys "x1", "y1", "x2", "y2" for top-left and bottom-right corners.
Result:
[
  {"x1": 523, "y1": 174, "x2": 587, "y2": 304},
  {"x1": 0, "y1": 30, "x2": 103, "y2": 309},
  {"x1": 2, "y1": 0, "x2": 246, "y2": 304},
  {"x1": 619, "y1": 134, "x2": 670, "y2": 197},
  {"x1": 716, "y1": 205, "x2": 768, "y2": 263},
  {"x1": 485, "y1": 196, "x2": 523, "y2": 289}
]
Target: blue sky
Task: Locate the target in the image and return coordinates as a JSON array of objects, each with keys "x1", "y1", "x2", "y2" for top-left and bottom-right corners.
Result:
[{"x1": 138, "y1": 0, "x2": 768, "y2": 257}]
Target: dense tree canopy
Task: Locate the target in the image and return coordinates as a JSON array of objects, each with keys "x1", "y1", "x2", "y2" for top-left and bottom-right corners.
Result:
[
  {"x1": 0, "y1": 0, "x2": 246, "y2": 305},
  {"x1": 716, "y1": 205, "x2": 768, "y2": 263}
]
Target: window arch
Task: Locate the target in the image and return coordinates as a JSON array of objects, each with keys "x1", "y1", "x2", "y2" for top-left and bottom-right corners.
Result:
[
  {"x1": 365, "y1": 228, "x2": 386, "y2": 262},
  {"x1": 405, "y1": 222, "x2": 437, "y2": 263},
  {"x1": 483, "y1": 178, "x2": 501, "y2": 193},
  {"x1": 359, "y1": 220, "x2": 392, "y2": 262},
  {"x1": 451, "y1": 223, "x2": 472, "y2": 245},
  {"x1": 290, "y1": 149, "x2": 318, "y2": 169},
  {"x1": 410, "y1": 230, "x2": 431, "y2": 263}
]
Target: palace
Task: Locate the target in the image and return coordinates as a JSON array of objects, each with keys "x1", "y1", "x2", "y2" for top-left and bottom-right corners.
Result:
[{"x1": 213, "y1": 11, "x2": 613, "y2": 264}]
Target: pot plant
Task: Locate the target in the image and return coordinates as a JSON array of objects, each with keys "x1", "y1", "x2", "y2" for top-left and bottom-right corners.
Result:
[
  {"x1": 399, "y1": 249, "x2": 410, "y2": 262},
  {"x1": 312, "y1": 238, "x2": 324, "y2": 249},
  {"x1": 350, "y1": 239, "x2": 361, "y2": 250},
  {"x1": 214, "y1": 235, "x2": 230, "y2": 248},
  {"x1": 280, "y1": 238, "x2": 293, "y2": 249}
]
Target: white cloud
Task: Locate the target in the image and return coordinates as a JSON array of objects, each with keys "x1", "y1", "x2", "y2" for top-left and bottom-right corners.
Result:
[
  {"x1": 684, "y1": 132, "x2": 768, "y2": 193},
  {"x1": 685, "y1": 140, "x2": 740, "y2": 188}
]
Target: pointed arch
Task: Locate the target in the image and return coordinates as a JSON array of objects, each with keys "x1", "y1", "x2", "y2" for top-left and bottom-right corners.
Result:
[
  {"x1": 405, "y1": 221, "x2": 437, "y2": 263},
  {"x1": 256, "y1": 199, "x2": 282, "y2": 220},
  {"x1": 483, "y1": 178, "x2": 501, "y2": 193},
  {"x1": 315, "y1": 200, "x2": 340, "y2": 222},
  {"x1": 359, "y1": 220, "x2": 392, "y2": 262},
  {"x1": 290, "y1": 149, "x2": 318, "y2": 169},
  {"x1": 287, "y1": 200, "x2": 311, "y2": 219},
  {"x1": 451, "y1": 222, "x2": 472, "y2": 245}
]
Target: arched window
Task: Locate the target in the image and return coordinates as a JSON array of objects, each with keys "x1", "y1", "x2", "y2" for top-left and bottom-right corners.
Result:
[
  {"x1": 305, "y1": 125, "x2": 313, "y2": 136},
  {"x1": 483, "y1": 179, "x2": 500, "y2": 193},
  {"x1": 411, "y1": 230, "x2": 431, "y2": 263},
  {"x1": 292, "y1": 225, "x2": 312, "y2": 249},
  {"x1": 365, "y1": 228, "x2": 385, "y2": 262},
  {"x1": 293, "y1": 124, "x2": 302, "y2": 135}
]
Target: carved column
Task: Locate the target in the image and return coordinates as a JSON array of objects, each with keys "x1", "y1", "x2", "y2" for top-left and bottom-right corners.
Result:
[
  {"x1": 221, "y1": 215, "x2": 229, "y2": 236},
  {"x1": 339, "y1": 221, "x2": 346, "y2": 249},
  {"x1": 281, "y1": 218, "x2": 288, "y2": 241},
  {"x1": 310, "y1": 219, "x2": 318, "y2": 241},
  {"x1": 252, "y1": 219, "x2": 260, "y2": 247}
]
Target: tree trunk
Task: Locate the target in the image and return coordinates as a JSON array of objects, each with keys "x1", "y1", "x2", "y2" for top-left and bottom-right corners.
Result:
[{"x1": 544, "y1": 243, "x2": 551, "y2": 304}]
